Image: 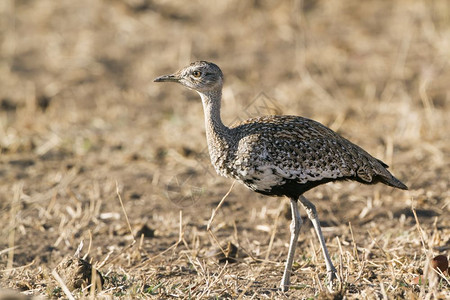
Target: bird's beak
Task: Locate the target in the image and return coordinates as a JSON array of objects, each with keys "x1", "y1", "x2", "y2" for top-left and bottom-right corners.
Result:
[{"x1": 153, "y1": 73, "x2": 180, "y2": 83}]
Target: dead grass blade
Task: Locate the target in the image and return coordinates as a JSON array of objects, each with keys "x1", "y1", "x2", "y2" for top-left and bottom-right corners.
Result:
[
  {"x1": 207, "y1": 180, "x2": 236, "y2": 256},
  {"x1": 265, "y1": 201, "x2": 284, "y2": 261},
  {"x1": 6, "y1": 183, "x2": 23, "y2": 276},
  {"x1": 51, "y1": 269, "x2": 76, "y2": 300},
  {"x1": 116, "y1": 180, "x2": 133, "y2": 237}
]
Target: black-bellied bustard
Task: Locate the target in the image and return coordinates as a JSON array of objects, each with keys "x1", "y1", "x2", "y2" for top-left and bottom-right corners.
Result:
[{"x1": 154, "y1": 61, "x2": 407, "y2": 291}]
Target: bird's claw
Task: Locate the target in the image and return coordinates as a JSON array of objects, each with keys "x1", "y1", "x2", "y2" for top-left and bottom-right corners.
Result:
[{"x1": 326, "y1": 269, "x2": 338, "y2": 289}]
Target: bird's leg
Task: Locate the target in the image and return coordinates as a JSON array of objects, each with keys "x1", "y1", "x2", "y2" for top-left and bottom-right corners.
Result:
[
  {"x1": 299, "y1": 195, "x2": 337, "y2": 288},
  {"x1": 280, "y1": 198, "x2": 302, "y2": 292}
]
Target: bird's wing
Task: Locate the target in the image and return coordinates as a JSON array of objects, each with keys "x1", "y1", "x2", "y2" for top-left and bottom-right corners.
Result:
[{"x1": 233, "y1": 115, "x2": 389, "y2": 184}]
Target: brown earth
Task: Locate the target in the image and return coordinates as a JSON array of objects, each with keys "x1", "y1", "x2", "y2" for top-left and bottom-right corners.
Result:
[{"x1": 0, "y1": 0, "x2": 449, "y2": 298}]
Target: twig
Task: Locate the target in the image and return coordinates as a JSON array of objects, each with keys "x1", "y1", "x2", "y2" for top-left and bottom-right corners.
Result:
[
  {"x1": 336, "y1": 236, "x2": 344, "y2": 290},
  {"x1": 412, "y1": 205, "x2": 432, "y2": 298},
  {"x1": 207, "y1": 181, "x2": 236, "y2": 256},
  {"x1": 116, "y1": 181, "x2": 133, "y2": 237},
  {"x1": 7, "y1": 183, "x2": 23, "y2": 274},
  {"x1": 75, "y1": 240, "x2": 84, "y2": 258},
  {"x1": 412, "y1": 207, "x2": 428, "y2": 254},
  {"x1": 90, "y1": 262, "x2": 99, "y2": 297},
  {"x1": 137, "y1": 210, "x2": 186, "y2": 267},
  {"x1": 0, "y1": 260, "x2": 35, "y2": 273},
  {"x1": 265, "y1": 201, "x2": 284, "y2": 261},
  {"x1": 348, "y1": 221, "x2": 360, "y2": 264},
  {"x1": 379, "y1": 278, "x2": 388, "y2": 300},
  {"x1": 52, "y1": 269, "x2": 76, "y2": 300},
  {"x1": 207, "y1": 180, "x2": 236, "y2": 231},
  {"x1": 367, "y1": 230, "x2": 396, "y2": 283},
  {"x1": 96, "y1": 181, "x2": 138, "y2": 268},
  {"x1": 86, "y1": 230, "x2": 93, "y2": 258},
  {"x1": 0, "y1": 246, "x2": 18, "y2": 257},
  {"x1": 238, "y1": 266, "x2": 263, "y2": 300},
  {"x1": 367, "y1": 230, "x2": 391, "y2": 261}
]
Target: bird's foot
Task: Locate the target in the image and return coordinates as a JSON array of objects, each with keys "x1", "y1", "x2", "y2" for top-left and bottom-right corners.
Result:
[
  {"x1": 280, "y1": 284, "x2": 289, "y2": 293},
  {"x1": 279, "y1": 272, "x2": 291, "y2": 292},
  {"x1": 326, "y1": 268, "x2": 338, "y2": 290}
]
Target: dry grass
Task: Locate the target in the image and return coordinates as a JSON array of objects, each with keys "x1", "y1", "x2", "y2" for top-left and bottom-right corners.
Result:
[{"x1": 0, "y1": 0, "x2": 449, "y2": 298}]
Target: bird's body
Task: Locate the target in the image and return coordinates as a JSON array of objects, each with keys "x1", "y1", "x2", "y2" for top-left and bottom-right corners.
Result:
[
  {"x1": 210, "y1": 115, "x2": 406, "y2": 198},
  {"x1": 154, "y1": 61, "x2": 407, "y2": 291}
]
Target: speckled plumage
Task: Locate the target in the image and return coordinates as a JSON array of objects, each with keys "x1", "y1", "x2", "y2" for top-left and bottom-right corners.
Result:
[
  {"x1": 154, "y1": 61, "x2": 407, "y2": 291},
  {"x1": 214, "y1": 115, "x2": 406, "y2": 198}
]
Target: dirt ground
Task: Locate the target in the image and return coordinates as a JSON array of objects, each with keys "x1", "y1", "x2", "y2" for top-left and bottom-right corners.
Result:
[{"x1": 0, "y1": 0, "x2": 449, "y2": 299}]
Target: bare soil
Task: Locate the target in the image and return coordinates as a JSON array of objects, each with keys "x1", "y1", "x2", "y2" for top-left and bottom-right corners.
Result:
[{"x1": 0, "y1": 0, "x2": 449, "y2": 298}]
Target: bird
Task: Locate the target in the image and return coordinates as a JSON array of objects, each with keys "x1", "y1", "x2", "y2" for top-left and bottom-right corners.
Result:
[{"x1": 154, "y1": 61, "x2": 408, "y2": 292}]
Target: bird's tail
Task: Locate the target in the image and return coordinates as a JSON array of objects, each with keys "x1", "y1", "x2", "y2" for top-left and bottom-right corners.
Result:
[
  {"x1": 381, "y1": 173, "x2": 408, "y2": 190},
  {"x1": 372, "y1": 158, "x2": 408, "y2": 190}
]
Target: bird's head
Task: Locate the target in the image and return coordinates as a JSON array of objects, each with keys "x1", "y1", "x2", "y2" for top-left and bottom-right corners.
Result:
[{"x1": 154, "y1": 61, "x2": 223, "y2": 93}]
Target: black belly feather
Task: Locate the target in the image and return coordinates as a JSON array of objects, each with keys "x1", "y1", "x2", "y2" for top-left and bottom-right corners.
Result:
[{"x1": 249, "y1": 173, "x2": 397, "y2": 199}]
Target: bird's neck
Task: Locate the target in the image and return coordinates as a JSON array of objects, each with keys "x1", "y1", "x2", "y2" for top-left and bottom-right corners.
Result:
[{"x1": 198, "y1": 89, "x2": 231, "y2": 164}]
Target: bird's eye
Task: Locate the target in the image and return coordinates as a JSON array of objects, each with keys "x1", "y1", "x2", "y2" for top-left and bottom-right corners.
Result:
[{"x1": 192, "y1": 71, "x2": 202, "y2": 78}]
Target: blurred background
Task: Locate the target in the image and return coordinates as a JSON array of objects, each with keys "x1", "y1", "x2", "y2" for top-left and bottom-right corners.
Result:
[{"x1": 0, "y1": 0, "x2": 449, "y2": 298}]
